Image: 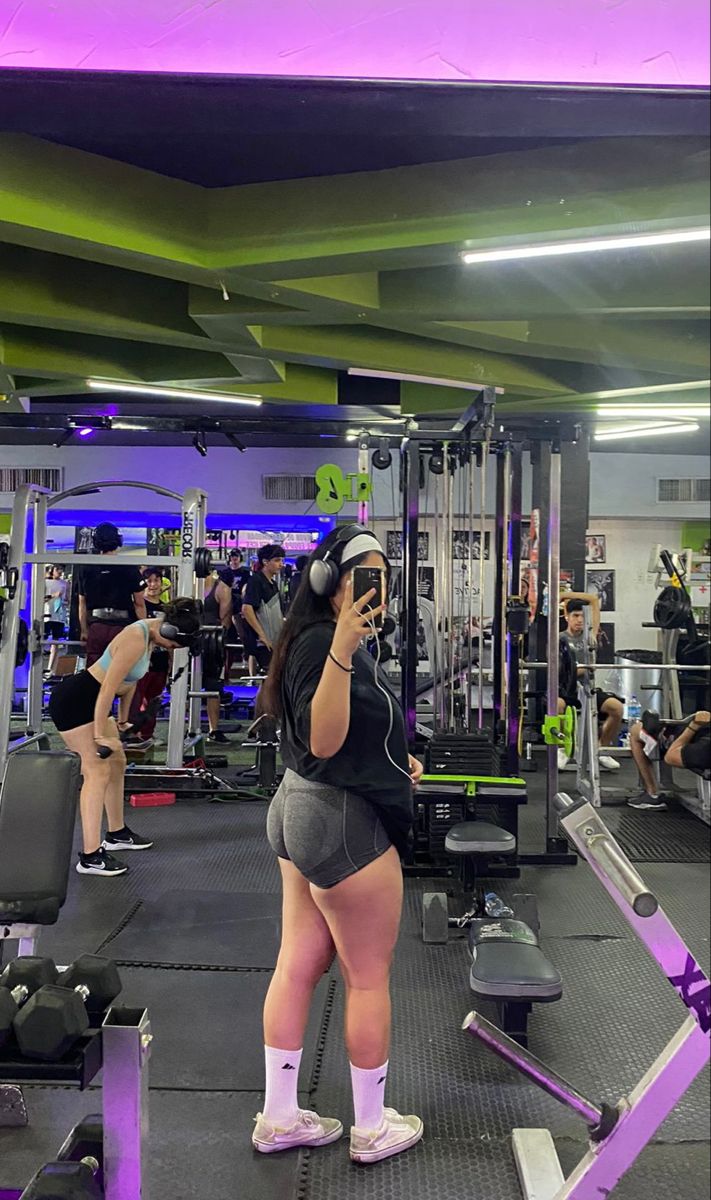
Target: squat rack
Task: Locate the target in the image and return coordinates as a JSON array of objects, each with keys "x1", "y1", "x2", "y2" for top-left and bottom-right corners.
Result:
[{"x1": 0, "y1": 481, "x2": 209, "y2": 775}]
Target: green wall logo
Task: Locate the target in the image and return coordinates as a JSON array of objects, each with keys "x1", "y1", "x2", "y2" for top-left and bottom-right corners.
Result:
[{"x1": 315, "y1": 464, "x2": 372, "y2": 514}]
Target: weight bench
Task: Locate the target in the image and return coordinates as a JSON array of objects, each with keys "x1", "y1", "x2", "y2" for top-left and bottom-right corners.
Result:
[
  {"x1": 0, "y1": 751, "x2": 80, "y2": 951},
  {"x1": 0, "y1": 751, "x2": 80, "y2": 1126},
  {"x1": 422, "y1": 780, "x2": 562, "y2": 1045}
]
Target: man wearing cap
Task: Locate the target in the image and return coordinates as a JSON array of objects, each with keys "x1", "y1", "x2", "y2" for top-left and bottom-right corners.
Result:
[
  {"x1": 78, "y1": 523, "x2": 147, "y2": 668},
  {"x1": 242, "y1": 544, "x2": 285, "y2": 673}
]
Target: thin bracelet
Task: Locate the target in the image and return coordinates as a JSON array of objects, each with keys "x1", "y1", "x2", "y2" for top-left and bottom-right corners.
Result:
[{"x1": 328, "y1": 651, "x2": 355, "y2": 675}]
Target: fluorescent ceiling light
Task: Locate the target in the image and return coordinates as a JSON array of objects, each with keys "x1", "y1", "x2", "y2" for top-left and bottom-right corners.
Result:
[
  {"x1": 461, "y1": 227, "x2": 710, "y2": 265},
  {"x1": 597, "y1": 405, "x2": 709, "y2": 418},
  {"x1": 589, "y1": 380, "x2": 709, "y2": 400},
  {"x1": 594, "y1": 422, "x2": 700, "y2": 442},
  {"x1": 87, "y1": 380, "x2": 262, "y2": 407},
  {"x1": 348, "y1": 368, "x2": 504, "y2": 394}
]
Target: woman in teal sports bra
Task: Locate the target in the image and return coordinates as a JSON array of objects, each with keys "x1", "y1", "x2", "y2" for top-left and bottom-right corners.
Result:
[{"x1": 48, "y1": 599, "x2": 202, "y2": 878}]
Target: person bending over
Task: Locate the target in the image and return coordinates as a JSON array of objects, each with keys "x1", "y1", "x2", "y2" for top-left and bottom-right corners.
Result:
[
  {"x1": 628, "y1": 710, "x2": 710, "y2": 810},
  {"x1": 202, "y1": 567, "x2": 234, "y2": 744},
  {"x1": 48, "y1": 599, "x2": 203, "y2": 876},
  {"x1": 242, "y1": 544, "x2": 285, "y2": 674},
  {"x1": 559, "y1": 597, "x2": 623, "y2": 772},
  {"x1": 253, "y1": 526, "x2": 424, "y2": 1164},
  {"x1": 78, "y1": 523, "x2": 147, "y2": 667}
]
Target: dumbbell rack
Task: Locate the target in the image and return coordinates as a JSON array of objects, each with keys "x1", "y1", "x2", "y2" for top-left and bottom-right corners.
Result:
[{"x1": 0, "y1": 1007, "x2": 151, "y2": 1198}]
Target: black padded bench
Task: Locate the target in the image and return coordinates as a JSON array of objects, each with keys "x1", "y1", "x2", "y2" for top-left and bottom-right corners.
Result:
[{"x1": 0, "y1": 751, "x2": 80, "y2": 955}]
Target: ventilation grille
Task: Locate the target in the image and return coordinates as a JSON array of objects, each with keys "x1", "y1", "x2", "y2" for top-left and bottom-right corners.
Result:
[
  {"x1": 262, "y1": 474, "x2": 317, "y2": 502},
  {"x1": 0, "y1": 466, "x2": 64, "y2": 492},
  {"x1": 657, "y1": 477, "x2": 710, "y2": 503}
]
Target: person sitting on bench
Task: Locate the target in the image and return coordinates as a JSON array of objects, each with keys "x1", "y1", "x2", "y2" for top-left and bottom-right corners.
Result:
[
  {"x1": 559, "y1": 597, "x2": 623, "y2": 773},
  {"x1": 48, "y1": 599, "x2": 202, "y2": 876},
  {"x1": 628, "y1": 710, "x2": 710, "y2": 810}
]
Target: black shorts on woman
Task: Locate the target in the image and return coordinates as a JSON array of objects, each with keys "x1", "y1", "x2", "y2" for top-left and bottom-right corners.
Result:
[{"x1": 268, "y1": 620, "x2": 413, "y2": 887}]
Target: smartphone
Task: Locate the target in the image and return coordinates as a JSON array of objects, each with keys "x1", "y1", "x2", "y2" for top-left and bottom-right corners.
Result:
[{"x1": 353, "y1": 566, "x2": 385, "y2": 630}]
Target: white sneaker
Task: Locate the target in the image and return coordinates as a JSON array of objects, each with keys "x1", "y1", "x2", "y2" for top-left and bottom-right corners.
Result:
[
  {"x1": 350, "y1": 1107, "x2": 424, "y2": 1164},
  {"x1": 557, "y1": 749, "x2": 576, "y2": 771},
  {"x1": 252, "y1": 1108, "x2": 343, "y2": 1153},
  {"x1": 599, "y1": 754, "x2": 621, "y2": 771}
]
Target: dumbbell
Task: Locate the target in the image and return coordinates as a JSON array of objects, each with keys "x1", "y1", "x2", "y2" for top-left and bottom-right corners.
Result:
[
  {"x1": 19, "y1": 1158, "x2": 101, "y2": 1199},
  {"x1": 0, "y1": 958, "x2": 59, "y2": 1050},
  {"x1": 13, "y1": 955, "x2": 122, "y2": 1061}
]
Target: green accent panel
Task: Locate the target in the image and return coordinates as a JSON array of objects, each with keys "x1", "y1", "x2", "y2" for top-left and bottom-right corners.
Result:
[
  {"x1": 0, "y1": 327, "x2": 240, "y2": 384},
  {"x1": 383, "y1": 246, "x2": 711, "y2": 321},
  {"x1": 400, "y1": 382, "x2": 489, "y2": 416},
  {"x1": 498, "y1": 380, "x2": 711, "y2": 415},
  {"x1": 0, "y1": 243, "x2": 234, "y2": 351},
  {"x1": 0, "y1": 134, "x2": 204, "y2": 278},
  {"x1": 0, "y1": 514, "x2": 11, "y2": 533},
  {"x1": 682, "y1": 522, "x2": 711, "y2": 551},
  {"x1": 207, "y1": 138, "x2": 709, "y2": 269},
  {"x1": 275, "y1": 273, "x2": 380, "y2": 308},
  {"x1": 252, "y1": 324, "x2": 562, "y2": 395},
  {"x1": 438, "y1": 317, "x2": 710, "y2": 372}
]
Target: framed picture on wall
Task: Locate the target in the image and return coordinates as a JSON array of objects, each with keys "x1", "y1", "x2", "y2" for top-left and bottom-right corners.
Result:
[
  {"x1": 597, "y1": 622, "x2": 616, "y2": 664},
  {"x1": 452, "y1": 530, "x2": 490, "y2": 560},
  {"x1": 587, "y1": 568, "x2": 615, "y2": 612},
  {"x1": 386, "y1": 531, "x2": 429, "y2": 561},
  {"x1": 585, "y1": 535, "x2": 606, "y2": 564},
  {"x1": 416, "y1": 566, "x2": 435, "y2": 602},
  {"x1": 560, "y1": 569, "x2": 575, "y2": 593},
  {"x1": 521, "y1": 520, "x2": 531, "y2": 562}
]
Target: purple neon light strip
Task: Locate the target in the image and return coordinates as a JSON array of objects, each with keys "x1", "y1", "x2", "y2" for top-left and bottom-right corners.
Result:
[{"x1": 0, "y1": 1, "x2": 708, "y2": 86}]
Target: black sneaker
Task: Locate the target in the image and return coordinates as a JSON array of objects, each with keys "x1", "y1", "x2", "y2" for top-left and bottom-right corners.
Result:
[
  {"x1": 77, "y1": 848, "x2": 129, "y2": 876},
  {"x1": 207, "y1": 730, "x2": 232, "y2": 745},
  {"x1": 627, "y1": 792, "x2": 667, "y2": 811},
  {"x1": 103, "y1": 825, "x2": 154, "y2": 852},
  {"x1": 123, "y1": 735, "x2": 154, "y2": 751}
]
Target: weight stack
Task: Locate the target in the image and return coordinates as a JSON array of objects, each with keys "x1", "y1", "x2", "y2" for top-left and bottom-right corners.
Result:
[{"x1": 426, "y1": 732, "x2": 500, "y2": 777}]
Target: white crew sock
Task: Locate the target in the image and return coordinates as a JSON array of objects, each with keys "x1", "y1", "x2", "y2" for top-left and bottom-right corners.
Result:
[
  {"x1": 350, "y1": 1060, "x2": 389, "y2": 1131},
  {"x1": 263, "y1": 1045, "x2": 303, "y2": 1124}
]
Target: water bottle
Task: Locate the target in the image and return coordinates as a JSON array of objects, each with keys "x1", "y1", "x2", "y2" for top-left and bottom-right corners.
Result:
[
  {"x1": 484, "y1": 892, "x2": 514, "y2": 919},
  {"x1": 628, "y1": 694, "x2": 642, "y2": 725}
]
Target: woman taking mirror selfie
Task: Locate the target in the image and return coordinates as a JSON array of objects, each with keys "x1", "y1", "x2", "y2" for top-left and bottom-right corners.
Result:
[{"x1": 254, "y1": 525, "x2": 424, "y2": 1164}]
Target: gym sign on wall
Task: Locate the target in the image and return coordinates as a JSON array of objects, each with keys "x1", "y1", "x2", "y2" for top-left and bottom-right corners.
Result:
[{"x1": 315, "y1": 464, "x2": 372, "y2": 514}]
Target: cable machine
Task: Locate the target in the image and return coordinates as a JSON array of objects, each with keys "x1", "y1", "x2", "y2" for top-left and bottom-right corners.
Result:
[{"x1": 0, "y1": 481, "x2": 213, "y2": 777}]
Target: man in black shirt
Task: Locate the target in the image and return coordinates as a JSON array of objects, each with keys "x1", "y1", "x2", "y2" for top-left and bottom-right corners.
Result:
[
  {"x1": 202, "y1": 568, "x2": 234, "y2": 744},
  {"x1": 78, "y1": 523, "x2": 146, "y2": 667},
  {"x1": 225, "y1": 549, "x2": 250, "y2": 674},
  {"x1": 242, "y1": 545, "x2": 285, "y2": 673}
]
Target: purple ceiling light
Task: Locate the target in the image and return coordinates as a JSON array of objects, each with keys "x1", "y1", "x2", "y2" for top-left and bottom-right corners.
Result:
[{"x1": 0, "y1": 1, "x2": 708, "y2": 86}]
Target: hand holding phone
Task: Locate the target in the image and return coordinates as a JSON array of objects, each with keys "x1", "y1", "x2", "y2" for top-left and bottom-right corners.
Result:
[{"x1": 352, "y1": 566, "x2": 385, "y2": 631}]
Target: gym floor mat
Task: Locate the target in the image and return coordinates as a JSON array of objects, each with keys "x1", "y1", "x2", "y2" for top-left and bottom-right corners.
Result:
[
  {"x1": 603, "y1": 805, "x2": 711, "y2": 864},
  {"x1": 113, "y1": 967, "x2": 331, "y2": 1090},
  {"x1": 0, "y1": 1089, "x2": 307, "y2": 1199},
  {"x1": 104, "y1": 889, "x2": 283, "y2": 967}
]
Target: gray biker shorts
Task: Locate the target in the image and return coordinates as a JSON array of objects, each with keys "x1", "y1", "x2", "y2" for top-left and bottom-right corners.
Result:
[{"x1": 267, "y1": 769, "x2": 391, "y2": 889}]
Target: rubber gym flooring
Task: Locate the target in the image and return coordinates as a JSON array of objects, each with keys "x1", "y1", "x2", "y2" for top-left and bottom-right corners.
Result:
[{"x1": 1, "y1": 735, "x2": 709, "y2": 1199}]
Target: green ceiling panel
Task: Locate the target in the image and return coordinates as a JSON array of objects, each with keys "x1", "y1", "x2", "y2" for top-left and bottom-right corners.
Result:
[{"x1": 0, "y1": 130, "x2": 707, "y2": 425}]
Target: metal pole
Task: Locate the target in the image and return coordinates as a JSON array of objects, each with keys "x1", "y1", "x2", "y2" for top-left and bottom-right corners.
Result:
[
  {"x1": 357, "y1": 439, "x2": 369, "y2": 525},
  {"x1": 166, "y1": 488, "x2": 208, "y2": 769},
  {"x1": 492, "y1": 449, "x2": 511, "y2": 740},
  {"x1": 478, "y1": 444, "x2": 487, "y2": 729},
  {"x1": 402, "y1": 439, "x2": 420, "y2": 748},
  {"x1": 431, "y1": 474, "x2": 441, "y2": 733},
  {"x1": 546, "y1": 448, "x2": 562, "y2": 848},
  {"x1": 507, "y1": 445, "x2": 523, "y2": 775},
  {"x1": 27, "y1": 491, "x2": 47, "y2": 736},
  {"x1": 102, "y1": 1007, "x2": 152, "y2": 1199},
  {"x1": 0, "y1": 486, "x2": 35, "y2": 773},
  {"x1": 188, "y1": 493, "x2": 208, "y2": 738},
  {"x1": 448, "y1": 456, "x2": 456, "y2": 730},
  {"x1": 463, "y1": 1011, "x2": 604, "y2": 1128},
  {"x1": 467, "y1": 450, "x2": 475, "y2": 730}
]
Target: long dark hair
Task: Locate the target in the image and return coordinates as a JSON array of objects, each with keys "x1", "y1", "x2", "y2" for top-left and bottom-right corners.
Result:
[{"x1": 258, "y1": 529, "x2": 380, "y2": 718}]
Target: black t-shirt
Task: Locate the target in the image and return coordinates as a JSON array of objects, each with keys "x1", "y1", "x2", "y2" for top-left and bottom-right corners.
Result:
[
  {"x1": 280, "y1": 621, "x2": 414, "y2": 856},
  {"x1": 243, "y1": 572, "x2": 283, "y2": 647},
  {"x1": 78, "y1": 563, "x2": 145, "y2": 621},
  {"x1": 231, "y1": 567, "x2": 250, "y2": 613}
]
